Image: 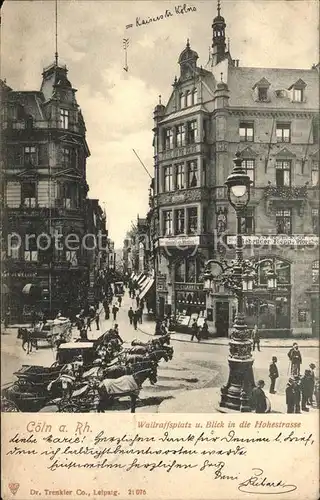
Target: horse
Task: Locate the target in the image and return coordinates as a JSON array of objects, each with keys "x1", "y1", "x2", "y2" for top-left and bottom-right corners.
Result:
[
  {"x1": 95, "y1": 360, "x2": 158, "y2": 413},
  {"x1": 17, "y1": 327, "x2": 38, "y2": 354},
  {"x1": 131, "y1": 333, "x2": 171, "y2": 348}
]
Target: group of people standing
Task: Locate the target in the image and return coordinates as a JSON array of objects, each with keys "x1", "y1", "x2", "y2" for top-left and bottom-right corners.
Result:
[
  {"x1": 127, "y1": 295, "x2": 145, "y2": 330},
  {"x1": 250, "y1": 343, "x2": 319, "y2": 414}
]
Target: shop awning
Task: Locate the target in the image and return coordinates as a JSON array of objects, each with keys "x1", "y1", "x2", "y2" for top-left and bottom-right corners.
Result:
[
  {"x1": 1, "y1": 283, "x2": 10, "y2": 295},
  {"x1": 139, "y1": 278, "x2": 155, "y2": 300},
  {"x1": 22, "y1": 284, "x2": 42, "y2": 299}
]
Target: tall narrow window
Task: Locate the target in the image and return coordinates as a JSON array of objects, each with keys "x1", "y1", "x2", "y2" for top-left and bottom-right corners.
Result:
[
  {"x1": 202, "y1": 206, "x2": 208, "y2": 233},
  {"x1": 243, "y1": 159, "x2": 255, "y2": 185},
  {"x1": 163, "y1": 166, "x2": 173, "y2": 192},
  {"x1": 24, "y1": 235, "x2": 38, "y2": 262},
  {"x1": 312, "y1": 208, "x2": 319, "y2": 234},
  {"x1": 175, "y1": 209, "x2": 185, "y2": 235},
  {"x1": 202, "y1": 159, "x2": 207, "y2": 186},
  {"x1": 24, "y1": 146, "x2": 37, "y2": 166},
  {"x1": 176, "y1": 124, "x2": 185, "y2": 147},
  {"x1": 7, "y1": 235, "x2": 20, "y2": 259},
  {"x1": 311, "y1": 161, "x2": 319, "y2": 186},
  {"x1": 187, "y1": 207, "x2": 198, "y2": 234},
  {"x1": 188, "y1": 120, "x2": 197, "y2": 144},
  {"x1": 276, "y1": 209, "x2": 292, "y2": 235},
  {"x1": 179, "y1": 93, "x2": 185, "y2": 109},
  {"x1": 164, "y1": 128, "x2": 174, "y2": 149},
  {"x1": 276, "y1": 123, "x2": 291, "y2": 143},
  {"x1": 186, "y1": 91, "x2": 193, "y2": 107},
  {"x1": 60, "y1": 109, "x2": 69, "y2": 129},
  {"x1": 258, "y1": 87, "x2": 268, "y2": 101},
  {"x1": 187, "y1": 160, "x2": 199, "y2": 187},
  {"x1": 193, "y1": 88, "x2": 198, "y2": 105},
  {"x1": 175, "y1": 260, "x2": 185, "y2": 282},
  {"x1": 293, "y1": 88, "x2": 303, "y2": 102},
  {"x1": 241, "y1": 207, "x2": 255, "y2": 235},
  {"x1": 239, "y1": 122, "x2": 254, "y2": 142},
  {"x1": 312, "y1": 261, "x2": 319, "y2": 284},
  {"x1": 175, "y1": 163, "x2": 185, "y2": 190},
  {"x1": 62, "y1": 147, "x2": 72, "y2": 168},
  {"x1": 163, "y1": 210, "x2": 173, "y2": 236},
  {"x1": 21, "y1": 182, "x2": 36, "y2": 208},
  {"x1": 186, "y1": 259, "x2": 196, "y2": 282},
  {"x1": 276, "y1": 160, "x2": 291, "y2": 187}
]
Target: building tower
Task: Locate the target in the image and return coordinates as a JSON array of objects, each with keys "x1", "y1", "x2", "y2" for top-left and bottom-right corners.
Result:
[{"x1": 212, "y1": 0, "x2": 226, "y2": 66}]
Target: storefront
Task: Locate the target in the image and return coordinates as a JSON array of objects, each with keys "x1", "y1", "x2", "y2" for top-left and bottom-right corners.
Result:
[{"x1": 244, "y1": 257, "x2": 291, "y2": 336}]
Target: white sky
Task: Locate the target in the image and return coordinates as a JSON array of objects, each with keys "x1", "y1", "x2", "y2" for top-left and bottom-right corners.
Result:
[{"x1": 1, "y1": 0, "x2": 318, "y2": 247}]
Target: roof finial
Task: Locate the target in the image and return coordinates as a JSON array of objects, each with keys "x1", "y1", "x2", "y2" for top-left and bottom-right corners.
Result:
[
  {"x1": 217, "y1": 0, "x2": 221, "y2": 16},
  {"x1": 159, "y1": 95, "x2": 162, "y2": 105},
  {"x1": 186, "y1": 38, "x2": 190, "y2": 48},
  {"x1": 54, "y1": 0, "x2": 59, "y2": 66}
]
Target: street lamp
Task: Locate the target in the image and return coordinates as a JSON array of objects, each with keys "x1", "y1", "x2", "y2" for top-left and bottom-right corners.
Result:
[
  {"x1": 266, "y1": 269, "x2": 277, "y2": 290},
  {"x1": 220, "y1": 151, "x2": 254, "y2": 412}
]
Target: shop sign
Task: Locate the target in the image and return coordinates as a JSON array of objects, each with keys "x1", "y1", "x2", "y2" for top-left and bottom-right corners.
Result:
[
  {"x1": 158, "y1": 236, "x2": 200, "y2": 247},
  {"x1": 156, "y1": 274, "x2": 167, "y2": 291},
  {"x1": 175, "y1": 283, "x2": 203, "y2": 291},
  {"x1": 2, "y1": 271, "x2": 37, "y2": 278},
  {"x1": 226, "y1": 235, "x2": 319, "y2": 247}
]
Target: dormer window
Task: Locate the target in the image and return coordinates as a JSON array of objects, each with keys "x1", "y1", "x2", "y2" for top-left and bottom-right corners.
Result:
[
  {"x1": 293, "y1": 88, "x2": 303, "y2": 102},
  {"x1": 288, "y1": 79, "x2": 306, "y2": 103},
  {"x1": 252, "y1": 78, "x2": 271, "y2": 103},
  {"x1": 258, "y1": 87, "x2": 268, "y2": 101}
]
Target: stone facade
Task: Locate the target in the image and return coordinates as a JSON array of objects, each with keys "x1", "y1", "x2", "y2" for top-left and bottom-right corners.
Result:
[{"x1": 150, "y1": 6, "x2": 319, "y2": 337}]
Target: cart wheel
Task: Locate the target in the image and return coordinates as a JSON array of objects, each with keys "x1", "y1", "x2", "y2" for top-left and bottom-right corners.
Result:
[
  {"x1": 1, "y1": 397, "x2": 20, "y2": 412},
  {"x1": 58, "y1": 401, "x2": 80, "y2": 413}
]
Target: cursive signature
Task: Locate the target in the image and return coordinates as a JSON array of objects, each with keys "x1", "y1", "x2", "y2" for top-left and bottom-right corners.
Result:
[{"x1": 238, "y1": 468, "x2": 297, "y2": 494}]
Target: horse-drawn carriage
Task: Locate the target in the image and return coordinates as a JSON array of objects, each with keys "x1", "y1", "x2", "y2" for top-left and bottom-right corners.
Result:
[
  {"x1": 1, "y1": 365, "x2": 62, "y2": 412},
  {"x1": 18, "y1": 317, "x2": 72, "y2": 350}
]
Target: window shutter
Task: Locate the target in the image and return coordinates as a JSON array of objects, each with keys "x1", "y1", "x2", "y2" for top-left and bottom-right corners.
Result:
[{"x1": 6, "y1": 181, "x2": 21, "y2": 207}]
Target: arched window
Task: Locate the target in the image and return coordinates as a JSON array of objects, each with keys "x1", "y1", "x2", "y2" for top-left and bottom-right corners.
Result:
[
  {"x1": 193, "y1": 88, "x2": 198, "y2": 105},
  {"x1": 258, "y1": 258, "x2": 291, "y2": 286},
  {"x1": 180, "y1": 93, "x2": 184, "y2": 109}
]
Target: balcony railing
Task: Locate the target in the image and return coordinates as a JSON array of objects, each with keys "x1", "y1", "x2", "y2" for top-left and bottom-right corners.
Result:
[{"x1": 264, "y1": 184, "x2": 308, "y2": 199}]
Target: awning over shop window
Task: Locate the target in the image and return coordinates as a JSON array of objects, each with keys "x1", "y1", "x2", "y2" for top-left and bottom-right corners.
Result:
[
  {"x1": 139, "y1": 278, "x2": 155, "y2": 300},
  {"x1": 22, "y1": 283, "x2": 42, "y2": 299}
]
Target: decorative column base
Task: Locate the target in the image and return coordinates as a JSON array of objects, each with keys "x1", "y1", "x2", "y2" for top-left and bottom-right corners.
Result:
[{"x1": 219, "y1": 357, "x2": 255, "y2": 412}]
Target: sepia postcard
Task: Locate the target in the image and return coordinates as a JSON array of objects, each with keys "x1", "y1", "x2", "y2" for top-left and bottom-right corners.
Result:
[{"x1": 1, "y1": 0, "x2": 319, "y2": 499}]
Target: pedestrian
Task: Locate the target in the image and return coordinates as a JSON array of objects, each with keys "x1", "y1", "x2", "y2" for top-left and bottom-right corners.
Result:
[
  {"x1": 133, "y1": 311, "x2": 138, "y2": 330},
  {"x1": 309, "y1": 363, "x2": 316, "y2": 405},
  {"x1": 140, "y1": 299, "x2": 145, "y2": 312},
  {"x1": 118, "y1": 295, "x2": 122, "y2": 307},
  {"x1": 286, "y1": 378, "x2": 295, "y2": 413},
  {"x1": 269, "y1": 356, "x2": 279, "y2": 394},
  {"x1": 251, "y1": 380, "x2": 268, "y2": 413},
  {"x1": 146, "y1": 300, "x2": 151, "y2": 314},
  {"x1": 103, "y1": 298, "x2": 110, "y2": 320},
  {"x1": 112, "y1": 304, "x2": 119, "y2": 321},
  {"x1": 80, "y1": 326, "x2": 88, "y2": 341},
  {"x1": 160, "y1": 321, "x2": 168, "y2": 336},
  {"x1": 252, "y1": 324, "x2": 260, "y2": 351},
  {"x1": 301, "y1": 369, "x2": 313, "y2": 412},
  {"x1": 138, "y1": 307, "x2": 143, "y2": 324},
  {"x1": 314, "y1": 378, "x2": 320, "y2": 409},
  {"x1": 190, "y1": 319, "x2": 199, "y2": 342},
  {"x1": 128, "y1": 306, "x2": 134, "y2": 325},
  {"x1": 200, "y1": 319, "x2": 209, "y2": 340},
  {"x1": 287, "y1": 343, "x2": 302, "y2": 377},
  {"x1": 293, "y1": 376, "x2": 301, "y2": 413},
  {"x1": 30, "y1": 309, "x2": 37, "y2": 328},
  {"x1": 95, "y1": 310, "x2": 100, "y2": 330},
  {"x1": 136, "y1": 294, "x2": 140, "y2": 308},
  {"x1": 4, "y1": 307, "x2": 11, "y2": 329}
]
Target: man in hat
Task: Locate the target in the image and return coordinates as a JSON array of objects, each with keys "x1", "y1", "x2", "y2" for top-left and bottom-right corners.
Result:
[
  {"x1": 190, "y1": 319, "x2": 199, "y2": 342},
  {"x1": 286, "y1": 378, "x2": 295, "y2": 413},
  {"x1": 300, "y1": 369, "x2": 313, "y2": 412},
  {"x1": 251, "y1": 380, "x2": 268, "y2": 413},
  {"x1": 287, "y1": 343, "x2": 302, "y2": 377},
  {"x1": 293, "y1": 376, "x2": 301, "y2": 413},
  {"x1": 269, "y1": 356, "x2": 279, "y2": 394},
  {"x1": 252, "y1": 324, "x2": 260, "y2": 351},
  {"x1": 128, "y1": 306, "x2": 134, "y2": 325}
]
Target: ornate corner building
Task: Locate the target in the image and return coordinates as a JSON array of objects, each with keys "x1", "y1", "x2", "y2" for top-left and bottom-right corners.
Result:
[
  {"x1": 1, "y1": 63, "x2": 109, "y2": 321},
  {"x1": 151, "y1": 5, "x2": 319, "y2": 337}
]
